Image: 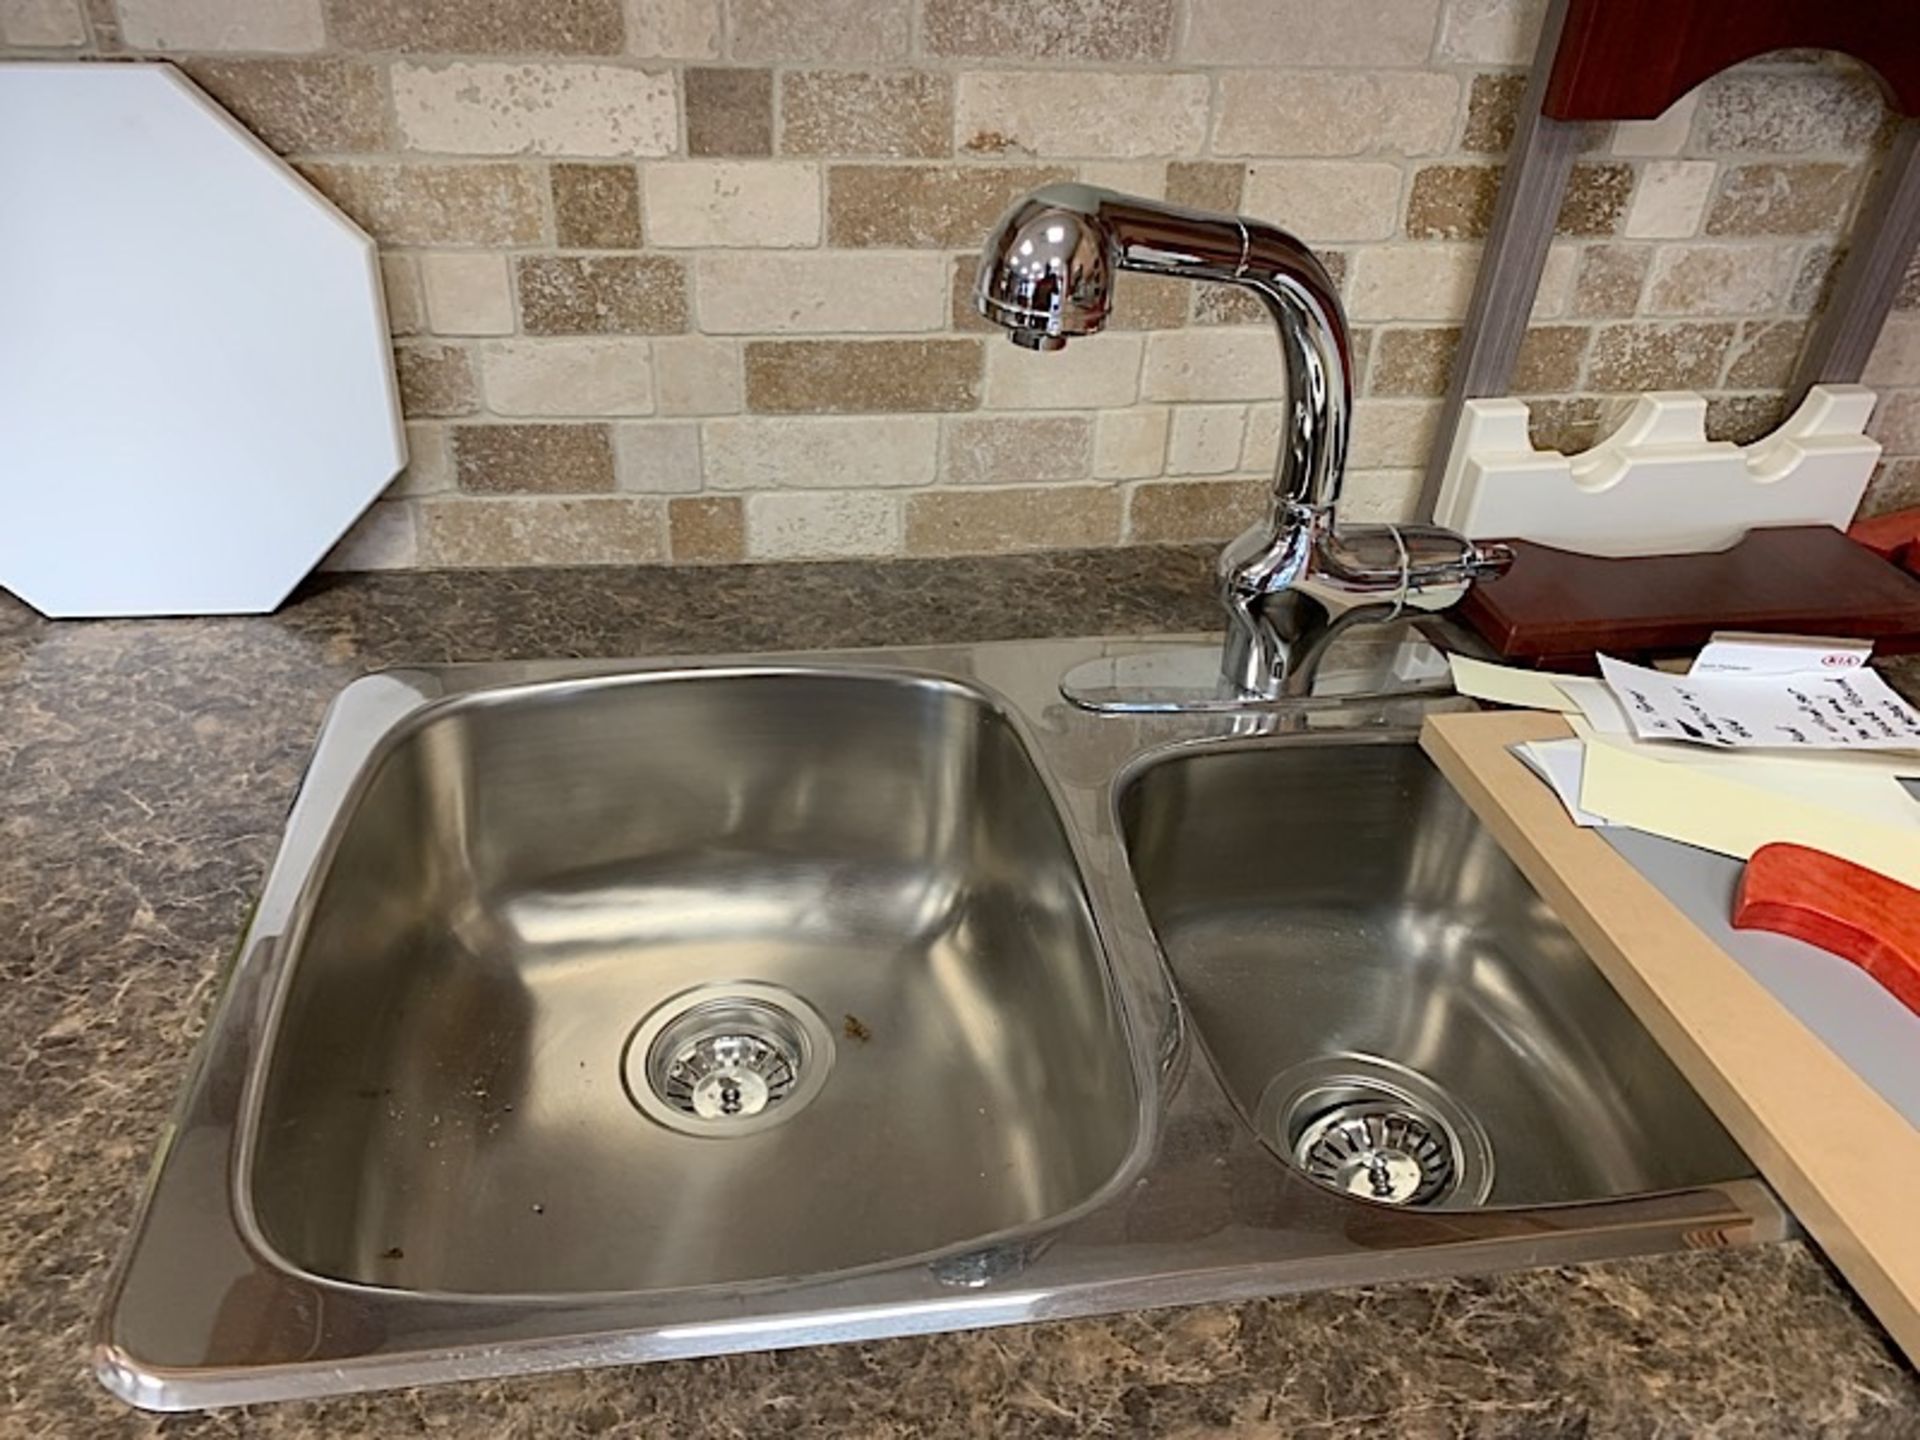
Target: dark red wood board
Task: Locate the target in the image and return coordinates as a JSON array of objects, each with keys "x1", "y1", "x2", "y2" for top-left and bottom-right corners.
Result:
[{"x1": 1454, "y1": 525, "x2": 1920, "y2": 670}]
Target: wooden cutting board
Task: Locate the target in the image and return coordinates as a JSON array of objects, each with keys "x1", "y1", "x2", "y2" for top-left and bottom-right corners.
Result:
[{"x1": 1422, "y1": 709, "x2": 1920, "y2": 1364}]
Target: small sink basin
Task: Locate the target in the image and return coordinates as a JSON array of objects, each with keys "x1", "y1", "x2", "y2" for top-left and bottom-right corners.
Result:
[
  {"x1": 250, "y1": 668, "x2": 1138, "y2": 1294},
  {"x1": 1120, "y1": 737, "x2": 1750, "y2": 1210}
]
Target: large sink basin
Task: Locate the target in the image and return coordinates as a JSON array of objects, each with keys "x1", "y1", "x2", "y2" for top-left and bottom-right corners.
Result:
[
  {"x1": 99, "y1": 636, "x2": 1775, "y2": 1412},
  {"x1": 1120, "y1": 738, "x2": 1750, "y2": 1210},
  {"x1": 255, "y1": 669, "x2": 1138, "y2": 1294}
]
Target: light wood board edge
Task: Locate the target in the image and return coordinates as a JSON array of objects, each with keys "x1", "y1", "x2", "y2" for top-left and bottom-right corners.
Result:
[{"x1": 1422, "y1": 709, "x2": 1920, "y2": 1363}]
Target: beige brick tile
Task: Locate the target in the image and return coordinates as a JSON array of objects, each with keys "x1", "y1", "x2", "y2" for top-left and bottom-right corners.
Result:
[
  {"x1": 827, "y1": 164, "x2": 1070, "y2": 248},
  {"x1": 1706, "y1": 163, "x2": 1862, "y2": 238},
  {"x1": 392, "y1": 63, "x2": 676, "y2": 158},
  {"x1": 696, "y1": 252, "x2": 947, "y2": 333},
  {"x1": 745, "y1": 339, "x2": 983, "y2": 413},
  {"x1": 924, "y1": 0, "x2": 1174, "y2": 62},
  {"x1": 1513, "y1": 324, "x2": 1587, "y2": 393},
  {"x1": 703, "y1": 416, "x2": 938, "y2": 489},
  {"x1": 1434, "y1": 0, "x2": 1543, "y2": 64},
  {"x1": 613, "y1": 420, "x2": 701, "y2": 491},
  {"x1": 1529, "y1": 239, "x2": 1580, "y2": 319},
  {"x1": 1624, "y1": 161, "x2": 1717, "y2": 240},
  {"x1": 121, "y1": 0, "x2": 321, "y2": 50},
  {"x1": 0, "y1": 0, "x2": 86, "y2": 45},
  {"x1": 1862, "y1": 457, "x2": 1920, "y2": 517},
  {"x1": 727, "y1": 0, "x2": 909, "y2": 62},
  {"x1": 1558, "y1": 163, "x2": 1633, "y2": 237},
  {"x1": 1077, "y1": 161, "x2": 1167, "y2": 197},
  {"x1": 396, "y1": 341, "x2": 478, "y2": 417},
  {"x1": 1868, "y1": 390, "x2": 1920, "y2": 455},
  {"x1": 1094, "y1": 407, "x2": 1169, "y2": 479},
  {"x1": 645, "y1": 162, "x2": 821, "y2": 247},
  {"x1": 418, "y1": 496, "x2": 667, "y2": 565},
  {"x1": 299, "y1": 163, "x2": 545, "y2": 246},
  {"x1": 420, "y1": 253, "x2": 515, "y2": 336},
  {"x1": 905, "y1": 486, "x2": 1120, "y2": 554},
  {"x1": 956, "y1": 71, "x2": 1208, "y2": 159},
  {"x1": 1406, "y1": 165, "x2": 1499, "y2": 241},
  {"x1": 325, "y1": 0, "x2": 623, "y2": 53},
  {"x1": 1186, "y1": 0, "x2": 1438, "y2": 65},
  {"x1": 686, "y1": 67, "x2": 773, "y2": 157},
  {"x1": 1349, "y1": 399, "x2": 1439, "y2": 469},
  {"x1": 1725, "y1": 320, "x2": 1807, "y2": 389},
  {"x1": 1141, "y1": 329, "x2": 1281, "y2": 402},
  {"x1": 1462, "y1": 73, "x2": 1525, "y2": 155},
  {"x1": 1706, "y1": 393, "x2": 1789, "y2": 444},
  {"x1": 481, "y1": 339, "x2": 654, "y2": 416},
  {"x1": 518, "y1": 254, "x2": 689, "y2": 335},
  {"x1": 1370, "y1": 327, "x2": 1458, "y2": 397},
  {"x1": 942, "y1": 414, "x2": 1090, "y2": 484},
  {"x1": 1213, "y1": 72, "x2": 1458, "y2": 158},
  {"x1": 1524, "y1": 396, "x2": 1605, "y2": 454},
  {"x1": 984, "y1": 333, "x2": 1142, "y2": 408},
  {"x1": 380, "y1": 255, "x2": 426, "y2": 336},
  {"x1": 1339, "y1": 468, "x2": 1422, "y2": 522},
  {"x1": 1241, "y1": 403, "x2": 1280, "y2": 469},
  {"x1": 668, "y1": 494, "x2": 745, "y2": 562},
  {"x1": 1166, "y1": 160, "x2": 1244, "y2": 213},
  {"x1": 781, "y1": 71, "x2": 952, "y2": 158},
  {"x1": 1126, "y1": 478, "x2": 1264, "y2": 544},
  {"x1": 1166, "y1": 405, "x2": 1247, "y2": 475},
  {"x1": 626, "y1": 0, "x2": 720, "y2": 58},
  {"x1": 949, "y1": 254, "x2": 996, "y2": 333},
  {"x1": 1586, "y1": 322, "x2": 1735, "y2": 390},
  {"x1": 1348, "y1": 246, "x2": 1481, "y2": 322},
  {"x1": 183, "y1": 59, "x2": 388, "y2": 153},
  {"x1": 652, "y1": 336, "x2": 742, "y2": 415},
  {"x1": 1864, "y1": 316, "x2": 1920, "y2": 388},
  {"x1": 1194, "y1": 286, "x2": 1271, "y2": 326},
  {"x1": 454, "y1": 423, "x2": 617, "y2": 493},
  {"x1": 1695, "y1": 73, "x2": 1887, "y2": 154},
  {"x1": 319, "y1": 500, "x2": 417, "y2": 571},
  {"x1": 746, "y1": 491, "x2": 902, "y2": 558},
  {"x1": 1611, "y1": 92, "x2": 1698, "y2": 157},
  {"x1": 1109, "y1": 273, "x2": 1191, "y2": 331},
  {"x1": 1570, "y1": 244, "x2": 1650, "y2": 318},
  {"x1": 552, "y1": 163, "x2": 645, "y2": 248},
  {"x1": 1243, "y1": 163, "x2": 1400, "y2": 243},
  {"x1": 391, "y1": 422, "x2": 454, "y2": 496},
  {"x1": 1645, "y1": 244, "x2": 1799, "y2": 316}
]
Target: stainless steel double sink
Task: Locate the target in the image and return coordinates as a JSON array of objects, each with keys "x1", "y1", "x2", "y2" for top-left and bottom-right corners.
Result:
[{"x1": 99, "y1": 635, "x2": 1775, "y2": 1410}]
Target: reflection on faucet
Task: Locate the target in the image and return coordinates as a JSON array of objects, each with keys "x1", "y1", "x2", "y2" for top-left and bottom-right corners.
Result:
[{"x1": 974, "y1": 183, "x2": 1513, "y2": 699}]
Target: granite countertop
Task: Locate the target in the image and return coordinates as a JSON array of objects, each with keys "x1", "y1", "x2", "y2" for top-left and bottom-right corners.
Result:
[{"x1": 5, "y1": 546, "x2": 1919, "y2": 1438}]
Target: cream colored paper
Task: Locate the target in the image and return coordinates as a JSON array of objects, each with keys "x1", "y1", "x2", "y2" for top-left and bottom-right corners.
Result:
[
  {"x1": 1447, "y1": 656, "x2": 1583, "y2": 712},
  {"x1": 1577, "y1": 732, "x2": 1920, "y2": 887}
]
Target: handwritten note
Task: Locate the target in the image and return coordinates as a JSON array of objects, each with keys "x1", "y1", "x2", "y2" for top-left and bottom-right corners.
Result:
[{"x1": 1597, "y1": 655, "x2": 1920, "y2": 752}]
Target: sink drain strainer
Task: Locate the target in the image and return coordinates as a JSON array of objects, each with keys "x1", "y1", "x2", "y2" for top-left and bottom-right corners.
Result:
[
  {"x1": 622, "y1": 983, "x2": 835, "y2": 1138},
  {"x1": 1255, "y1": 1054, "x2": 1495, "y2": 1208},
  {"x1": 1292, "y1": 1102, "x2": 1454, "y2": 1205}
]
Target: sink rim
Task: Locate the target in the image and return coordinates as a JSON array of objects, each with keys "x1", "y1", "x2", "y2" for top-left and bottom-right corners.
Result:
[
  {"x1": 95, "y1": 635, "x2": 1780, "y2": 1413},
  {"x1": 230, "y1": 660, "x2": 1162, "y2": 1306}
]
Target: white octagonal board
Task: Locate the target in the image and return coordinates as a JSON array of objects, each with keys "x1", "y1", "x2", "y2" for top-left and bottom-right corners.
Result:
[{"x1": 0, "y1": 63, "x2": 405, "y2": 617}]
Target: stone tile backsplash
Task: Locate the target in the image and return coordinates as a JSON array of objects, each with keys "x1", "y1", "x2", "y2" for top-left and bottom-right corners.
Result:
[{"x1": 3, "y1": 0, "x2": 1915, "y2": 569}]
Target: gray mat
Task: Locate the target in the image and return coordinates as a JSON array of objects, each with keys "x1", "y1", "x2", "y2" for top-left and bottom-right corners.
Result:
[{"x1": 1602, "y1": 828, "x2": 1920, "y2": 1131}]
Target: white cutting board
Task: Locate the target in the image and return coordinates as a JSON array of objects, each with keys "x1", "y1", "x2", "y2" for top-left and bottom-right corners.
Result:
[
  {"x1": 1432, "y1": 386, "x2": 1880, "y2": 557},
  {"x1": 0, "y1": 63, "x2": 404, "y2": 617}
]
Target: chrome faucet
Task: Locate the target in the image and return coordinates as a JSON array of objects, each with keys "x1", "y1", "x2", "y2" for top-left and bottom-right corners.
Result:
[{"x1": 975, "y1": 184, "x2": 1512, "y2": 699}]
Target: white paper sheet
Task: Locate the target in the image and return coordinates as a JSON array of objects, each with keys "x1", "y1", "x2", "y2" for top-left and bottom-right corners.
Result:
[
  {"x1": 1596, "y1": 654, "x2": 1920, "y2": 752},
  {"x1": 1689, "y1": 632, "x2": 1873, "y2": 676},
  {"x1": 1511, "y1": 739, "x2": 1611, "y2": 827}
]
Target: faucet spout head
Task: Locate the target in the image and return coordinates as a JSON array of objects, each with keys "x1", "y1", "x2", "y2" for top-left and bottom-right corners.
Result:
[{"x1": 973, "y1": 183, "x2": 1114, "y2": 349}]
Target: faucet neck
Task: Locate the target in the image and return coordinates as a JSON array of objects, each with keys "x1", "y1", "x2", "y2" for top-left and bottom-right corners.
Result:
[{"x1": 1085, "y1": 193, "x2": 1352, "y2": 516}]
